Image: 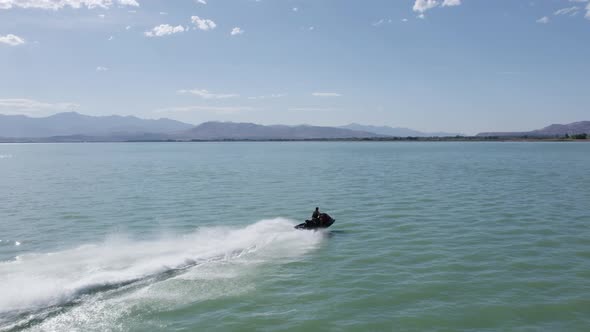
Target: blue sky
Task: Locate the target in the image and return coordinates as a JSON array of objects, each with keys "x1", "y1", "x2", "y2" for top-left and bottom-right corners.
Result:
[{"x1": 0, "y1": 0, "x2": 588, "y2": 134}]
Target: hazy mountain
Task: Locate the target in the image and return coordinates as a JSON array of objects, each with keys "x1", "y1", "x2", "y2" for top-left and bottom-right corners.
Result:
[
  {"x1": 0, "y1": 112, "x2": 193, "y2": 138},
  {"x1": 477, "y1": 121, "x2": 590, "y2": 137},
  {"x1": 179, "y1": 122, "x2": 381, "y2": 140},
  {"x1": 5, "y1": 113, "x2": 586, "y2": 141},
  {"x1": 340, "y1": 123, "x2": 461, "y2": 137},
  {"x1": 0, "y1": 114, "x2": 384, "y2": 141}
]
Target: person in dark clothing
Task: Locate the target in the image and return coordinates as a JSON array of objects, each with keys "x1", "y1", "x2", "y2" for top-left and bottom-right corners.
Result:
[
  {"x1": 311, "y1": 207, "x2": 320, "y2": 225},
  {"x1": 312, "y1": 207, "x2": 320, "y2": 219}
]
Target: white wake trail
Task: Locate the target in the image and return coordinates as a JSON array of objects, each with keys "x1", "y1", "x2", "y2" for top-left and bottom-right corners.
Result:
[{"x1": 0, "y1": 218, "x2": 323, "y2": 318}]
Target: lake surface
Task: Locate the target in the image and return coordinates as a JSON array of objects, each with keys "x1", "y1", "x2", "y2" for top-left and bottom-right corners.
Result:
[{"x1": 1, "y1": 142, "x2": 589, "y2": 331}]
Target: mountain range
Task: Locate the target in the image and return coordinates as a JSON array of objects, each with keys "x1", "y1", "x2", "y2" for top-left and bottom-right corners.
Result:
[
  {"x1": 184, "y1": 122, "x2": 379, "y2": 140},
  {"x1": 340, "y1": 123, "x2": 461, "y2": 137},
  {"x1": 0, "y1": 112, "x2": 381, "y2": 141},
  {"x1": 0, "y1": 112, "x2": 588, "y2": 141},
  {"x1": 0, "y1": 112, "x2": 192, "y2": 138},
  {"x1": 477, "y1": 121, "x2": 590, "y2": 137},
  {"x1": 0, "y1": 112, "x2": 454, "y2": 141}
]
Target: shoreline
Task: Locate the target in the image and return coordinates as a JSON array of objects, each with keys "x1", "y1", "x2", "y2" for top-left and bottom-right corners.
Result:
[{"x1": 0, "y1": 137, "x2": 588, "y2": 143}]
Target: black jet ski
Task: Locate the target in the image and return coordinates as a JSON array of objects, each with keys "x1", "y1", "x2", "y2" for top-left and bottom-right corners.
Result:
[{"x1": 295, "y1": 213, "x2": 335, "y2": 230}]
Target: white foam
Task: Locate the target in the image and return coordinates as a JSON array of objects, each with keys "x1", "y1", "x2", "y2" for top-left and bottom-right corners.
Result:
[{"x1": 0, "y1": 218, "x2": 323, "y2": 315}]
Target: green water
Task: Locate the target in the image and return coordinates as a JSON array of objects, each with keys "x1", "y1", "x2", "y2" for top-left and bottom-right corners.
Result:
[{"x1": 1, "y1": 142, "x2": 589, "y2": 331}]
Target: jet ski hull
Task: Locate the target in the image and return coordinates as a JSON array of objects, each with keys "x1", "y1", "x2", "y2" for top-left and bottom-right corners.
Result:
[{"x1": 294, "y1": 214, "x2": 335, "y2": 230}]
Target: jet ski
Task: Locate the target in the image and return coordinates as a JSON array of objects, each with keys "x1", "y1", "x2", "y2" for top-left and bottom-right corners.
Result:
[{"x1": 295, "y1": 213, "x2": 335, "y2": 230}]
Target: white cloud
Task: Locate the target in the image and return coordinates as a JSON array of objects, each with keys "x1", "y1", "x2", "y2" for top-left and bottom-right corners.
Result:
[
  {"x1": 125, "y1": 25, "x2": 131, "y2": 30},
  {"x1": 96, "y1": 66, "x2": 108, "y2": 71},
  {"x1": 442, "y1": 0, "x2": 461, "y2": 7},
  {"x1": 402, "y1": 18, "x2": 409, "y2": 22},
  {"x1": 0, "y1": 0, "x2": 139, "y2": 10},
  {"x1": 247, "y1": 94, "x2": 286, "y2": 100},
  {"x1": 0, "y1": 34, "x2": 25, "y2": 46},
  {"x1": 108, "y1": 35, "x2": 113, "y2": 40},
  {"x1": 553, "y1": 1, "x2": 590, "y2": 19},
  {"x1": 413, "y1": 0, "x2": 439, "y2": 13},
  {"x1": 0, "y1": 98, "x2": 79, "y2": 111},
  {"x1": 536, "y1": 16, "x2": 549, "y2": 24},
  {"x1": 144, "y1": 24, "x2": 185, "y2": 37},
  {"x1": 119, "y1": 0, "x2": 139, "y2": 6},
  {"x1": 554, "y1": 6, "x2": 579, "y2": 15},
  {"x1": 413, "y1": 0, "x2": 461, "y2": 16},
  {"x1": 230, "y1": 27, "x2": 243, "y2": 35},
  {"x1": 178, "y1": 89, "x2": 239, "y2": 99},
  {"x1": 292, "y1": 7, "x2": 298, "y2": 12},
  {"x1": 191, "y1": 16, "x2": 216, "y2": 31},
  {"x1": 312, "y1": 92, "x2": 342, "y2": 97},
  {"x1": 159, "y1": 11, "x2": 167, "y2": 15},
  {"x1": 371, "y1": 18, "x2": 393, "y2": 26},
  {"x1": 372, "y1": 19, "x2": 385, "y2": 26},
  {"x1": 568, "y1": 0, "x2": 590, "y2": 19},
  {"x1": 196, "y1": 0, "x2": 207, "y2": 4},
  {"x1": 98, "y1": 14, "x2": 105, "y2": 18},
  {"x1": 154, "y1": 105, "x2": 253, "y2": 114}
]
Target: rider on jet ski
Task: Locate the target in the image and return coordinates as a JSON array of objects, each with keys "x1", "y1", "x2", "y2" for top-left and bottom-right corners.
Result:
[
  {"x1": 295, "y1": 207, "x2": 335, "y2": 230},
  {"x1": 311, "y1": 207, "x2": 321, "y2": 225}
]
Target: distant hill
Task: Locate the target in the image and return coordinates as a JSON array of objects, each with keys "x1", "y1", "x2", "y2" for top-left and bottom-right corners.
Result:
[
  {"x1": 0, "y1": 114, "x2": 382, "y2": 141},
  {"x1": 340, "y1": 123, "x2": 461, "y2": 137},
  {"x1": 179, "y1": 122, "x2": 380, "y2": 140},
  {"x1": 477, "y1": 121, "x2": 590, "y2": 137},
  {"x1": 9, "y1": 112, "x2": 584, "y2": 142},
  {"x1": 0, "y1": 112, "x2": 193, "y2": 138}
]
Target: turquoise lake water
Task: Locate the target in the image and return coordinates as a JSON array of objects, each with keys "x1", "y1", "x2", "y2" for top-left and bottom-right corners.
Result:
[{"x1": 1, "y1": 142, "x2": 589, "y2": 331}]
